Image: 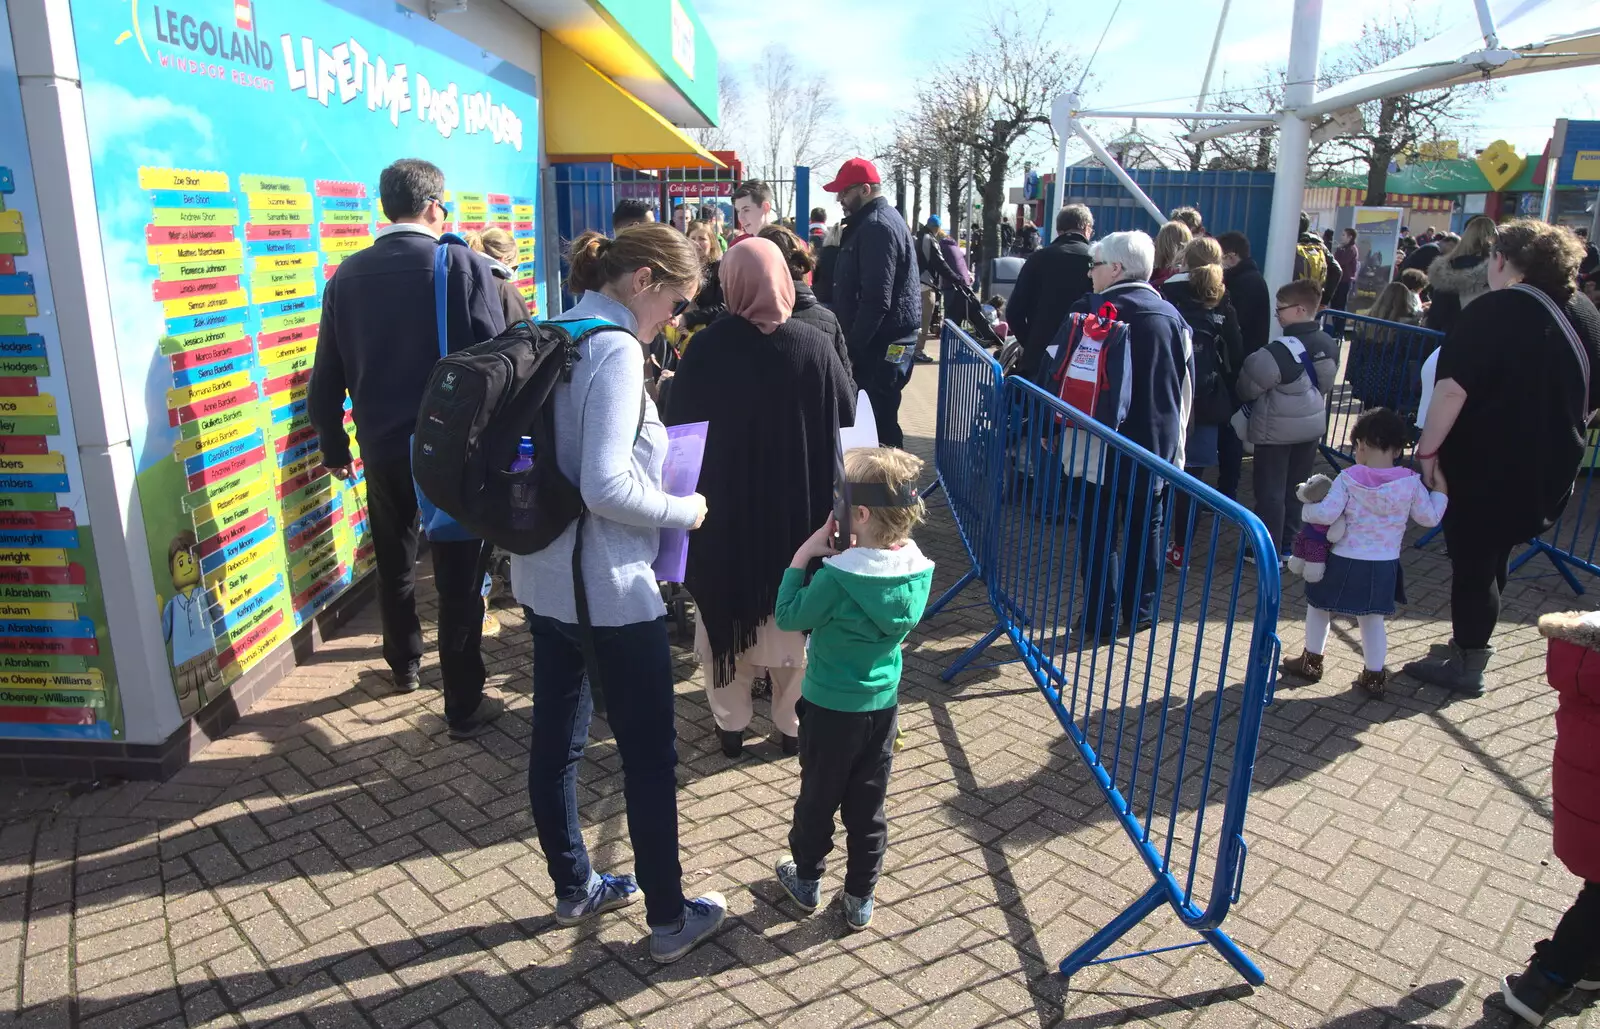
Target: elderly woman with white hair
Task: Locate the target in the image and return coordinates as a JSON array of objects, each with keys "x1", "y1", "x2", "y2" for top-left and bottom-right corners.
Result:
[{"x1": 1062, "y1": 229, "x2": 1195, "y2": 644}]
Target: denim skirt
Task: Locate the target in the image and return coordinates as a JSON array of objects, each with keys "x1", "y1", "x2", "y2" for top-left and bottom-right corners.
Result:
[{"x1": 1304, "y1": 555, "x2": 1405, "y2": 616}]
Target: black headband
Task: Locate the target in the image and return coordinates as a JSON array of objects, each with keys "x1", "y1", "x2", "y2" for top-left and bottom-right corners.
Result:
[{"x1": 844, "y1": 480, "x2": 920, "y2": 508}]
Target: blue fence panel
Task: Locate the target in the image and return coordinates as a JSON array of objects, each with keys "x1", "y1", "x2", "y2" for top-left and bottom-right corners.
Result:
[
  {"x1": 1511, "y1": 433, "x2": 1600, "y2": 594},
  {"x1": 1056, "y1": 168, "x2": 1274, "y2": 259},
  {"x1": 1317, "y1": 310, "x2": 1445, "y2": 468},
  {"x1": 924, "y1": 324, "x2": 1007, "y2": 668},
  {"x1": 932, "y1": 359, "x2": 1282, "y2": 985}
]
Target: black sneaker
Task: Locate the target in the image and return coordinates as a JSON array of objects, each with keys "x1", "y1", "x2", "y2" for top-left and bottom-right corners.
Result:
[
  {"x1": 780, "y1": 733, "x2": 799, "y2": 757},
  {"x1": 447, "y1": 695, "x2": 504, "y2": 740},
  {"x1": 1501, "y1": 963, "x2": 1572, "y2": 1026},
  {"x1": 1577, "y1": 958, "x2": 1600, "y2": 991},
  {"x1": 719, "y1": 729, "x2": 743, "y2": 759},
  {"x1": 393, "y1": 665, "x2": 421, "y2": 694}
]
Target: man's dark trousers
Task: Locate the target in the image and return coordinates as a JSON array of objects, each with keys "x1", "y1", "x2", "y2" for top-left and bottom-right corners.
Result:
[{"x1": 362, "y1": 453, "x2": 486, "y2": 726}]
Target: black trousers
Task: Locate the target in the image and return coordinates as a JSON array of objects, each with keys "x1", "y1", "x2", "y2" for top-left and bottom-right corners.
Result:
[
  {"x1": 1535, "y1": 880, "x2": 1600, "y2": 984},
  {"x1": 1252, "y1": 441, "x2": 1318, "y2": 556},
  {"x1": 362, "y1": 454, "x2": 486, "y2": 726},
  {"x1": 789, "y1": 698, "x2": 897, "y2": 898},
  {"x1": 859, "y1": 359, "x2": 912, "y2": 449},
  {"x1": 1442, "y1": 513, "x2": 1517, "y2": 651},
  {"x1": 1080, "y1": 473, "x2": 1164, "y2": 636}
]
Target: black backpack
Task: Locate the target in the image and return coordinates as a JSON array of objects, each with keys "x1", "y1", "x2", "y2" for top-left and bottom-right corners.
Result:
[
  {"x1": 412, "y1": 316, "x2": 628, "y2": 556},
  {"x1": 1188, "y1": 308, "x2": 1235, "y2": 426}
]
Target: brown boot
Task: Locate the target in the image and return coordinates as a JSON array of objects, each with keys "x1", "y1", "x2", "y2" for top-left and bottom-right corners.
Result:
[
  {"x1": 1280, "y1": 649, "x2": 1324, "y2": 683},
  {"x1": 1355, "y1": 668, "x2": 1389, "y2": 697}
]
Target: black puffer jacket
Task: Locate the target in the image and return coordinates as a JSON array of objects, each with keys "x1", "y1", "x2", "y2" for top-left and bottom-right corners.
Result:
[
  {"x1": 1424, "y1": 253, "x2": 1489, "y2": 336},
  {"x1": 792, "y1": 280, "x2": 851, "y2": 381},
  {"x1": 831, "y1": 196, "x2": 920, "y2": 378}
]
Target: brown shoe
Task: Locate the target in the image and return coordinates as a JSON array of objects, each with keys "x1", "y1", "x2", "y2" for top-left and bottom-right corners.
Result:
[
  {"x1": 1280, "y1": 650, "x2": 1324, "y2": 683},
  {"x1": 1355, "y1": 668, "x2": 1389, "y2": 697}
]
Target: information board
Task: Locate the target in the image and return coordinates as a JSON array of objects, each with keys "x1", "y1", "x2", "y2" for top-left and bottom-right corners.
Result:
[
  {"x1": 69, "y1": 0, "x2": 540, "y2": 712},
  {"x1": 0, "y1": 0, "x2": 122, "y2": 739}
]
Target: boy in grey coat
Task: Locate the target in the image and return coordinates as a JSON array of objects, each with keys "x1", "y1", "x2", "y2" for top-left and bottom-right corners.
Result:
[{"x1": 1237, "y1": 279, "x2": 1341, "y2": 557}]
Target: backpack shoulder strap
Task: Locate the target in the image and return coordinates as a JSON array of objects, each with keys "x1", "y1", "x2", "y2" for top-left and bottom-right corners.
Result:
[
  {"x1": 547, "y1": 316, "x2": 649, "y2": 439},
  {"x1": 433, "y1": 243, "x2": 450, "y2": 358}
]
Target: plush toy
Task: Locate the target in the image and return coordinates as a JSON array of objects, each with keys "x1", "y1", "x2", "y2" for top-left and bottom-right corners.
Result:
[{"x1": 1286, "y1": 474, "x2": 1346, "y2": 582}]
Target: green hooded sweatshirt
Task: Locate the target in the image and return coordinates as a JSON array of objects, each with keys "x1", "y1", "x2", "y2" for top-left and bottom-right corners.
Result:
[{"x1": 774, "y1": 541, "x2": 935, "y2": 712}]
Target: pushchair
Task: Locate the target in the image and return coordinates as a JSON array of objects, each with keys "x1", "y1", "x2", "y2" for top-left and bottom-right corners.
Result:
[{"x1": 945, "y1": 278, "x2": 1004, "y2": 349}]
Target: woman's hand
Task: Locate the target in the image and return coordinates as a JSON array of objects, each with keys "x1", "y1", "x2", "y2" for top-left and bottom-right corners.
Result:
[
  {"x1": 1420, "y1": 457, "x2": 1446, "y2": 492},
  {"x1": 686, "y1": 493, "x2": 708, "y2": 529},
  {"x1": 791, "y1": 515, "x2": 839, "y2": 568}
]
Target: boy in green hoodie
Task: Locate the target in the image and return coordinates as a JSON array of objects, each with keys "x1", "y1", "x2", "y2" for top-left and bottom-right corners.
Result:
[{"x1": 772, "y1": 447, "x2": 935, "y2": 930}]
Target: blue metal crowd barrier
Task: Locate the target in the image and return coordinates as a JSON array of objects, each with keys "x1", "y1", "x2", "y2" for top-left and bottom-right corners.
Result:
[
  {"x1": 986, "y1": 379, "x2": 1281, "y2": 986},
  {"x1": 1317, "y1": 310, "x2": 1444, "y2": 469},
  {"x1": 925, "y1": 324, "x2": 1006, "y2": 652},
  {"x1": 1511, "y1": 434, "x2": 1600, "y2": 594},
  {"x1": 928, "y1": 326, "x2": 1283, "y2": 987}
]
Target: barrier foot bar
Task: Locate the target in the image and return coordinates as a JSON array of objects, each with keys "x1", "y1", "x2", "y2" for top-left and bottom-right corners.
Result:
[
  {"x1": 1511, "y1": 540, "x2": 1588, "y2": 596},
  {"x1": 1058, "y1": 882, "x2": 1266, "y2": 987},
  {"x1": 1413, "y1": 525, "x2": 1443, "y2": 550},
  {"x1": 922, "y1": 479, "x2": 945, "y2": 502},
  {"x1": 925, "y1": 569, "x2": 977, "y2": 618},
  {"x1": 940, "y1": 624, "x2": 1005, "y2": 682}
]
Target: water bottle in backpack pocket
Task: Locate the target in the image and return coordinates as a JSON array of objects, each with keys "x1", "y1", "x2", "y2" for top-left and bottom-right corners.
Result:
[{"x1": 507, "y1": 436, "x2": 537, "y2": 531}]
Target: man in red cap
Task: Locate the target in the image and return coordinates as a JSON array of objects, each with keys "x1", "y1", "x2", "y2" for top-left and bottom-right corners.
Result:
[{"x1": 824, "y1": 157, "x2": 921, "y2": 447}]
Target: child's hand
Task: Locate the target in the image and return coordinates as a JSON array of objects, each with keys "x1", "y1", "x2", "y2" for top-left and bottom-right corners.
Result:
[{"x1": 791, "y1": 515, "x2": 839, "y2": 568}]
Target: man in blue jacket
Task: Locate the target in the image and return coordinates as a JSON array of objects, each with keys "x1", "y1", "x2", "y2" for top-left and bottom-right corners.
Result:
[
  {"x1": 309, "y1": 158, "x2": 506, "y2": 738},
  {"x1": 1065, "y1": 230, "x2": 1194, "y2": 643},
  {"x1": 827, "y1": 158, "x2": 921, "y2": 447}
]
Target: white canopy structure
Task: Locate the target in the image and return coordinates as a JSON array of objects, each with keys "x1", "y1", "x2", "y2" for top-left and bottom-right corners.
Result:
[{"x1": 1052, "y1": 0, "x2": 1600, "y2": 294}]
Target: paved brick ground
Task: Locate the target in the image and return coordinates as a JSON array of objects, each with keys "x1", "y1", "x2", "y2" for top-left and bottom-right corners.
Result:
[{"x1": 2, "y1": 345, "x2": 1598, "y2": 1028}]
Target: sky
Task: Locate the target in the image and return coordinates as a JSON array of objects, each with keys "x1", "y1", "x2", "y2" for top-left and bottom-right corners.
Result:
[{"x1": 695, "y1": 0, "x2": 1600, "y2": 217}]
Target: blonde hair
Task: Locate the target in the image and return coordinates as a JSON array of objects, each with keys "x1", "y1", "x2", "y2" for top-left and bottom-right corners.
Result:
[
  {"x1": 1368, "y1": 282, "x2": 1415, "y2": 323},
  {"x1": 461, "y1": 229, "x2": 484, "y2": 253},
  {"x1": 477, "y1": 227, "x2": 518, "y2": 266},
  {"x1": 566, "y1": 225, "x2": 703, "y2": 294},
  {"x1": 1154, "y1": 221, "x2": 1192, "y2": 271},
  {"x1": 1456, "y1": 215, "x2": 1498, "y2": 259},
  {"x1": 845, "y1": 447, "x2": 926, "y2": 545},
  {"x1": 685, "y1": 219, "x2": 725, "y2": 261},
  {"x1": 1182, "y1": 237, "x2": 1225, "y2": 308}
]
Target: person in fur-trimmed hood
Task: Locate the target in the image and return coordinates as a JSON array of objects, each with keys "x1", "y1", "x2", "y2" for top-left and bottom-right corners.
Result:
[
  {"x1": 1425, "y1": 215, "x2": 1497, "y2": 336},
  {"x1": 1496, "y1": 610, "x2": 1600, "y2": 1024}
]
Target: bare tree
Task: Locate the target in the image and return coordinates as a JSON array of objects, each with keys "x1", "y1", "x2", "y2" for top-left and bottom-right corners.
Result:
[
  {"x1": 918, "y1": 5, "x2": 1082, "y2": 290},
  {"x1": 686, "y1": 68, "x2": 746, "y2": 155},
  {"x1": 1149, "y1": 67, "x2": 1343, "y2": 179},
  {"x1": 1320, "y1": 10, "x2": 1493, "y2": 205},
  {"x1": 750, "y1": 44, "x2": 841, "y2": 215}
]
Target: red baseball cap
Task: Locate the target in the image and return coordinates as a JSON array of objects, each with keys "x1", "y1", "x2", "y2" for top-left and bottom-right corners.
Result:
[{"x1": 823, "y1": 157, "x2": 881, "y2": 193}]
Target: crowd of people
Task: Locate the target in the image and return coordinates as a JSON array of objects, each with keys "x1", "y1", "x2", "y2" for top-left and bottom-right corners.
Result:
[
  {"x1": 309, "y1": 155, "x2": 1600, "y2": 1014},
  {"x1": 310, "y1": 156, "x2": 938, "y2": 966}
]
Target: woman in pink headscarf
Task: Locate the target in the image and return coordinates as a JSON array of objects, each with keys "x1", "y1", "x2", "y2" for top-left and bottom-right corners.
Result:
[{"x1": 667, "y1": 238, "x2": 856, "y2": 759}]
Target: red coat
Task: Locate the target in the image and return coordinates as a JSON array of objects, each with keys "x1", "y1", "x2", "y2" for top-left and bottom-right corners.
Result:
[{"x1": 1544, "y1": 626, "x2": 1600, "y2": 881}]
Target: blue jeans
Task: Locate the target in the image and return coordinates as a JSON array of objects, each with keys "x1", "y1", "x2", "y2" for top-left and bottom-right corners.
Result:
[{"x1": 525, "y1": 612, "x2": 685, "y2": 926}]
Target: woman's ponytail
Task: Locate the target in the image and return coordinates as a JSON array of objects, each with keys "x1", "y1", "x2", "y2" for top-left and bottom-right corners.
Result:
[{"x1": 566, "y1": 231, "x2": 613, "y2": 293}]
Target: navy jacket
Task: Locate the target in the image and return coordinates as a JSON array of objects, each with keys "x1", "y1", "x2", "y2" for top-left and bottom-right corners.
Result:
[
  {"x1": 309, "y1": 227, "x2": 506, "y2": 467},
  {"x1": 831, "y1": 196, "x2": 920, "y2": 377},
  {"x1": 1009, "y1": 231, "x2": 1094, "y2": 378},
  {"x1": 1069, "y1": 280, "x2": 1194, "y2": 467},
  {"x1": 1223, "y1": 257, "x2": 1272, "y2": 355}
]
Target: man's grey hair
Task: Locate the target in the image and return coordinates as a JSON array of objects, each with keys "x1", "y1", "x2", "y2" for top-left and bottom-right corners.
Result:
[
  {"x1": 1092, "y1": 230, "x2": 1155, "y2": 282},
  {"x1": 379, "y1": 158, "x2": 445, "y2": 223}
]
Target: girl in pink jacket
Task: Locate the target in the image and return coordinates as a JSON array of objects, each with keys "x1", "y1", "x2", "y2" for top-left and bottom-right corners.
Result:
[{"x1": 1281, "y1": 408, "x2": 1448, "y2": 695}]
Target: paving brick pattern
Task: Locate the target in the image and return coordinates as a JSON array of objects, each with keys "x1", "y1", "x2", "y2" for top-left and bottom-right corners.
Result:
[{"x1": 1, "y1": 346, "x2": 1598, "y2": 1028}]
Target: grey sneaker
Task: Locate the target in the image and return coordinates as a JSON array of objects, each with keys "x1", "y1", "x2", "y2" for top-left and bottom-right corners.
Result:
[
  {"x1": 393, "y1": 664, "x2": 421, "y2": 693},
  {"x1": 774, "y1": 859, "x2": 820, "y2": 913},
  {"x1": 842, "y1": 891, "x2": 874, "y2": 932},
  {"x1": 649, "y1": 893, "x2": 727, "y2": 964},
  {"x1": 554, "y1": 872, "x2": 638, "y2": 927},
  {"x1": 447, "y1": 695, "x2": 505, "y2": 740}
]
